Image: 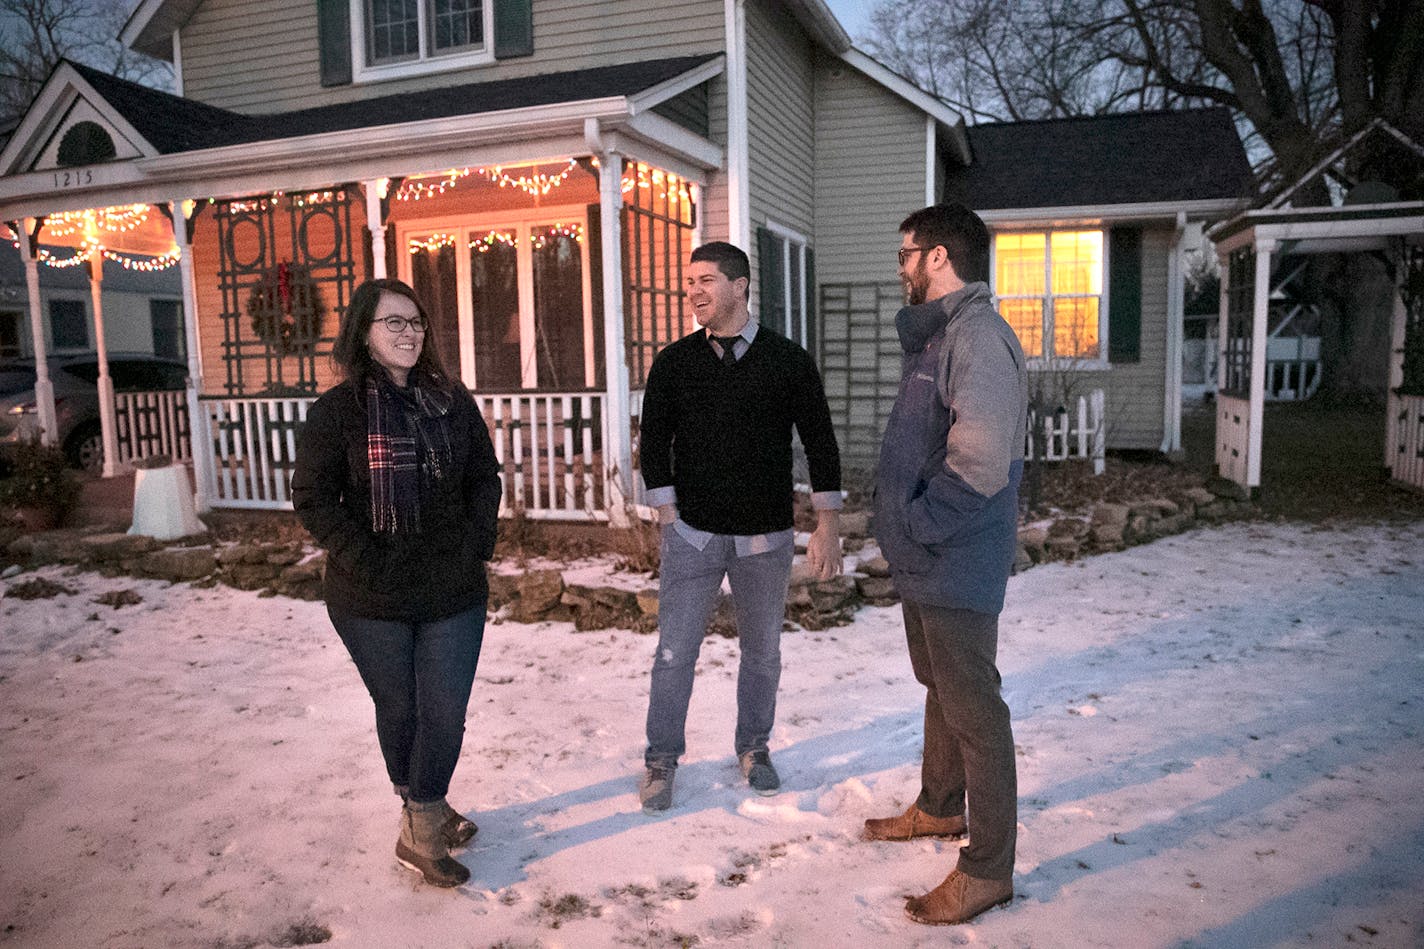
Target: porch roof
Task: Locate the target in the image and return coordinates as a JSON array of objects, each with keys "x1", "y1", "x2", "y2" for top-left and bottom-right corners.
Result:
[
  {"x1": 69, "y1": 55, "x2": 721, "y2": 154},
  {"x1": 0, "y1": 55, "x2": 725, "y2": 218},
  {"x1": 946, "y1": 107, "x2": 1253, "y2": 220}
]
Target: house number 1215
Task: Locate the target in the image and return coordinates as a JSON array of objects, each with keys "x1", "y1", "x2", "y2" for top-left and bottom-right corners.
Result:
[{"x1": 52, "y1": 169, "x2": 94, "y2": 188}]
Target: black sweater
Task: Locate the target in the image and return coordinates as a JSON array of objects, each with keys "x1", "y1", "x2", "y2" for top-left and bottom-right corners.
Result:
[
  {"x1": 292, "y1": 380, "x2": 502, "y2": 621},
  {"x1": 639, "y1": 327, "x2": 841, "y2": 535}
]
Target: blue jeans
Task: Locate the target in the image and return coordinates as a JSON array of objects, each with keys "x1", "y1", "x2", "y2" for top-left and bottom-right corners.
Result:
[
  {"x1": 645, "y1": 527, "x2": 795, "y2": 768},
  {"x1": 327, "y1": 603, "x2": 486, "y2": 804}
]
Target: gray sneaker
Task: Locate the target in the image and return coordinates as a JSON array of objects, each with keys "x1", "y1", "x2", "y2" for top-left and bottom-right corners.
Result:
[
  {"x1": 640, "y1": 764, "x2": 676, "y2": 813},
  {"x1": 739, "y1": 750, "x2": 780, "y2": 796}
]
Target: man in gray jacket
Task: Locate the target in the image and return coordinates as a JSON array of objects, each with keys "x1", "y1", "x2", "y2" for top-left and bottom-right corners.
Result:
[{"x1": 864, "y1": 203, "x2": 1027, "y2": 925}]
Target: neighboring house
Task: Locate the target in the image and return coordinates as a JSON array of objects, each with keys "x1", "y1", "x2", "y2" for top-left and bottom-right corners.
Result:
[
  {"x1": 0, "y1": 244, "x2": 184, "y2": 360},
  {"x1": 0, "y1": 0, "x2": 1251, "y2": 516}
]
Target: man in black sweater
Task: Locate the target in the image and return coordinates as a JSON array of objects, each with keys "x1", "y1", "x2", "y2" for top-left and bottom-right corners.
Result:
[{"x1": 637, "y1": 241, "x2": 842, "y2": 812}]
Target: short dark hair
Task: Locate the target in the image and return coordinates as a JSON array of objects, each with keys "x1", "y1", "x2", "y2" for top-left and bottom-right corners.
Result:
[
  {"x1": 899, "y1": 203, "x2": 990, "y2": 285},
  {"x1": 332, "y1": 278, "x2": 452, "y2": 392},
  {"x1": 690, "y1": 241, "x2": 751, "y2": 298}
]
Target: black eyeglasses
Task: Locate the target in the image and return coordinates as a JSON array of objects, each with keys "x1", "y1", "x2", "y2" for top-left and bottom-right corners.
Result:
[
  {"x1": 898, "y1": 246, "x2": 934, "y2": 265},
  {"x1": 378, "y1": 315, "x2": 428, "y2": 333}
]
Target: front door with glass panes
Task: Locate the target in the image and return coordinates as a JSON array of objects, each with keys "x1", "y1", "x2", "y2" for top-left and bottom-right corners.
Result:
[{"x1": 401, "y1": 208, "x2": 595, "y2": 391}]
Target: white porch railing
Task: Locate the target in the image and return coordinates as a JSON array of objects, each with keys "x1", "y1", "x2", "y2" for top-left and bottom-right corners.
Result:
[
  {"x1": 195, "y1": 390, "x2": 629, "y2": 516},
  {"x1": 474, "y1": 390, "x2": 610, "y2": 521},
  {"x1": 1386, "y1": 393, "x2": 1424, "y2": 491},
  {"x1": 1025, "y1": 389, "x2": 1106, "y2": 475},
  {"x1": 199, "y1": 396, "x2": 312, "y2": 509},
  {"x1": 114, "y1": 390, "x2": 190, "y2": 468}
]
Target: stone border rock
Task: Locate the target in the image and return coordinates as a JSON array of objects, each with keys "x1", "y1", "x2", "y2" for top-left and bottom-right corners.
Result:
[{"x1": 3, "y1": 480, "x2": 1252, "y2": 631}]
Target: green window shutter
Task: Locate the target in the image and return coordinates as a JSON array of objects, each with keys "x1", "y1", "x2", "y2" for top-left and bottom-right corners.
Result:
[
  {"x1": 494, "y1": 0, "x2": 534, "y2": 59},
  {"x1": 317, "y1": 0, "x2": 352, "y2": 87},
  {"x1": 1108, "y1": 226, "x2": 1142, "y2": 363},
  {"x1": 757, "y1": 226, "x2": 786, "y2": 335}
]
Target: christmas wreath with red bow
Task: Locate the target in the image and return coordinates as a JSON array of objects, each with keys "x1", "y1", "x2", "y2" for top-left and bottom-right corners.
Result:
[{"x1": 246, "y1": 262, "x2": 325, "y2": 353}]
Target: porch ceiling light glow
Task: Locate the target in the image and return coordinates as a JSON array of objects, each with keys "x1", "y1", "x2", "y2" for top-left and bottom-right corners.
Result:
[{"x1": 3, "y1": 203, "x2": 182, "y2": 272}]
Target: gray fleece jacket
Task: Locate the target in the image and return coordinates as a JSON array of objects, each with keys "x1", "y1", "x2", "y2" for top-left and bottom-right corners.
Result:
[{"x1": 871, "y1": 281, "x2": 1028, "y2": 613}]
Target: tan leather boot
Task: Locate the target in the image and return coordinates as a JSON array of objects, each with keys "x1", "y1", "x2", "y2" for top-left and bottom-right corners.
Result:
[
  {"x1": 905, "y1": 869, "x2": 1012, "y2": 924},
  {"x1": 862, "y1": 804, "x2": 968, "y2": 841},
  {"x1": 395, "y1": 799, "x2": 470, "y2": 887},
  {"x1": 395, "y1": 784, "x2": 477, "y2": 849},
  {"x1": 440, "y1": 801, "x2": 477, "y2": 849}
]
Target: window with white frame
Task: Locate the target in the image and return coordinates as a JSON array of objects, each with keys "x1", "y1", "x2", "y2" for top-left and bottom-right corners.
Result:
[
  {"x1": 357, "y1": 0, "x2": 492, "y2": 77},
  {"x1": 994, "y1": 230, "x2": 1105, "y2": 361},
  {"x1": 758, "y1": 224, "x2": 812, "y2": 350}
]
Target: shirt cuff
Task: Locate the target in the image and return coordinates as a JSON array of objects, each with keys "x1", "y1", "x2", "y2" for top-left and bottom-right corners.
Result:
[
  {"x1": 644, "y1": 485, "x2": 677, "y2": 508},
  {"x1": 810, "y1": 490, "x2": 843, "y2": 511}
]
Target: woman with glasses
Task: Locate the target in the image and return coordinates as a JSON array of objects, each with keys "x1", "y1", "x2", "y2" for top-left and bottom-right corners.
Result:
[{"x1": 293, "y1": 278, "x2": 501, "y2": 888}]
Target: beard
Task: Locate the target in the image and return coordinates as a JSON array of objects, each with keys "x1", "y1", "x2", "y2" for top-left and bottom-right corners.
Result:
[{"x1": 904, "y1": 258, "x2": 931, "y2": 305}]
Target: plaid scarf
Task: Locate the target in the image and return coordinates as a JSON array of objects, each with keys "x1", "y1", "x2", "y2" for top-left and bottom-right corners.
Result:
[{"x1": 366, "y1": 373, "x2": 454, "y2": 534}]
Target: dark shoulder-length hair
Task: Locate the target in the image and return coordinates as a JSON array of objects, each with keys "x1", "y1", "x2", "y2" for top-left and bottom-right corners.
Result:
[{"x1": 331, "y1": 278, "x2": 453, "y2": 394}]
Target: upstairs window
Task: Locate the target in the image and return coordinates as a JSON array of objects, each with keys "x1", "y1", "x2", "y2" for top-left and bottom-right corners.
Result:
[
  {"x1": 356, "y1": 0, "x2": 492, "y2": 78},
  {"x1": 995, "y1": 230, "x2": 1104, "y2": 362}
]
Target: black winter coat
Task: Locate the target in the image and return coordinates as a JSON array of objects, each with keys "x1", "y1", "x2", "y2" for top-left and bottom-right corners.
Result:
[{"x1": 292, "y1": 379, "x2": 502, "y2": 621}]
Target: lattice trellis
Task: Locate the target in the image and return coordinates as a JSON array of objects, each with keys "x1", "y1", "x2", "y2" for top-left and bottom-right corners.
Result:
[
  {"x1": 214, "y1": 190, "x2": 357, "y2": 395},
  {"x1": 1221, "y1": 247, "x2": 1255, "y2": 397},
  {"x1": 622, "y1": 161, "x2": 696, "y2": 386},
  {"x1": 1401, "y1": 242, "x2": 1424, "y2": 397}
]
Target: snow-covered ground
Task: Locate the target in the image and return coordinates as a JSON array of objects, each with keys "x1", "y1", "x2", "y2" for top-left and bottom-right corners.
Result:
[{"x1": 2, "y1": 521, "x2": 1422, "y2": 949}]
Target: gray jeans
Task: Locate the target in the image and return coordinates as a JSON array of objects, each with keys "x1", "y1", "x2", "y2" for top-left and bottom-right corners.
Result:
[
  {"x1": 644, "y1": 527, "x2": 795, "y2": 767},
  {"x1": 903, "y1": 599, "x2": 1017, "y2": 881}
]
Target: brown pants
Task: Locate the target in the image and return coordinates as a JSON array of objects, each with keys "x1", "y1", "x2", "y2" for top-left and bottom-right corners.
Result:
[{"x1": 903, "y1": 599, "x2": 1017, "y2": 881}]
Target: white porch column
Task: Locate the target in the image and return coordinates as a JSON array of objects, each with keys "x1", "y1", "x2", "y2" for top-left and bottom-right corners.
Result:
[
  {"x1": 86, "y1": 256, "x2": 120, "y2": 477},
  {"x1": 364, "y1": 179, "x2": 390, "y2": 279},
  {"x1": 1161, "y1": 212, "x2": 1188, "y2": 455},
  {"x1": 598, "y1": 148, "x2": 632, "y2": 527},
  {"x1": 169, "y1": 198, "x2": 214, "y2": 513},
  {"x1": 14, "y1": 219, "x2": 57, "y2": 446},
  {"x1": 1247, "y1": 239, "x2": 1274, "y2": 489},
  {"x1": 724, "y1": 0, "x2": 749, "y2": 249}
]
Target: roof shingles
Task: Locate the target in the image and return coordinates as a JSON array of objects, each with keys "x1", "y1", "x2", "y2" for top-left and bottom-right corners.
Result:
[
  {"x1": 70, "y1": 54, "x2": 720, "y2": 155},
  {"x1": 945, "y1": 108, "x2": 1253, "y2": 211}
]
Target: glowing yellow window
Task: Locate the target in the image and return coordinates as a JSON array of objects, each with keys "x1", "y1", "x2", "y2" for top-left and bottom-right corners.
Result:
[{"x1": 994, "y1": 230, "x2": 1104, "y2": 360}]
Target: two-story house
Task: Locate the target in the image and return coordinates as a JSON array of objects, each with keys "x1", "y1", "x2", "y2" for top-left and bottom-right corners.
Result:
[{"x1": 0, "y1": 0, "x2": 1252, "y2": 519}]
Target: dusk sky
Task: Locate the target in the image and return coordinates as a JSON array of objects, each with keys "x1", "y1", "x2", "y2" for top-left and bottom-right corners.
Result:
[{"x1": 824, "y1": 0, "x2": 873, "y2": 43}]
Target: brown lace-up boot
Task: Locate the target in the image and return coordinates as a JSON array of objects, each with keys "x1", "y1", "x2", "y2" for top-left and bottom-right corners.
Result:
[
  {"x1": 395, "y1": 799, "x2": 470, "y2": 887},
  {"x1": 905, "y1": 869, "x2": 1012, "y2": 925},
  {"x1": 862, "y1": 804, "x2": 968, "y2": 841}
]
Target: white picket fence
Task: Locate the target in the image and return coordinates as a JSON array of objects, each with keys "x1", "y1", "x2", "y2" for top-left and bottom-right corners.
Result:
[
  {"x1": 114, "y1": 390, "x2": 190, "y2": 468},
  {"x1": 1025, "y1": 389, "x2": 1106, "y2": 475}
]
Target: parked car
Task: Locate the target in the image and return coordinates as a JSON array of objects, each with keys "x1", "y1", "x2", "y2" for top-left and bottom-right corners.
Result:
[{"x1": 0, "y1": 354, "x2": 189, "y2": 473}]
